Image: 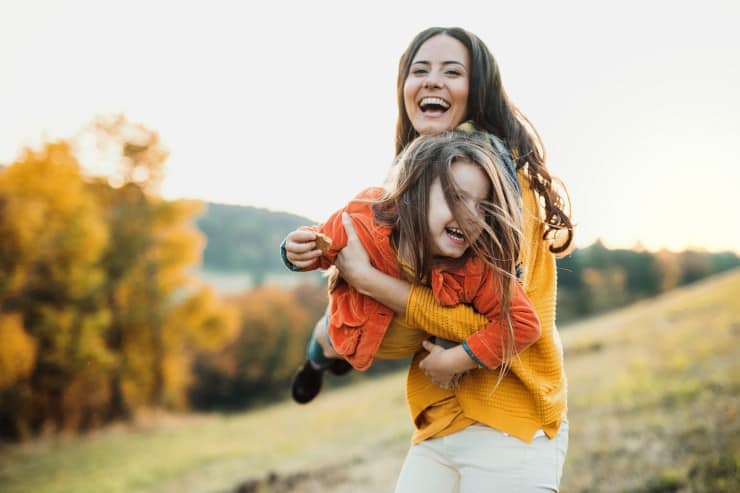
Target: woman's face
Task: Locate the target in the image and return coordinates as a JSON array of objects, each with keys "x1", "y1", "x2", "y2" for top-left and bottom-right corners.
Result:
[{"x1": 403, "y1": 34, "x2": 470, "y2": 136}]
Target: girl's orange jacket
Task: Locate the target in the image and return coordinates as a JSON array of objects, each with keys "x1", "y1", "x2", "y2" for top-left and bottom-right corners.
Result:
[{"x1": 299, "y1": 187, "x2": 541, "y2": 371}]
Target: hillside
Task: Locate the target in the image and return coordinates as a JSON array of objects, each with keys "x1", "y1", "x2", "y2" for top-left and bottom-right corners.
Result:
[
  {"x1": 195, "y1": 202, "x2": 317, "y2": 285},
  {"x1": 2, "y1": 269, "x2": 737, "y2": 492}
]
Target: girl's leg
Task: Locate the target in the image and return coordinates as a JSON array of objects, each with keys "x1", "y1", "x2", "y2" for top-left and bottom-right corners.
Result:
[
  {"x1": 306, "y1": 312, "x2": 335, "y2": 367},
  {"x1": 292, "y1": 310, "x2": 350, "y2": 404},
  {"x1": 450, "y1": 422, "x2": 569, "y2": 493},
  {"x1": 394, "y1": 438, "x2": 460, "y2": 493},
  {"x1": 312, "y1": 310, "x2": 339, "y2": 360}
]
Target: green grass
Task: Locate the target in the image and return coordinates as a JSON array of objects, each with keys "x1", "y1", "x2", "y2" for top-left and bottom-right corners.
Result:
[{"x1": 1, "y1": 269, "x2": 739, "y2": 492}]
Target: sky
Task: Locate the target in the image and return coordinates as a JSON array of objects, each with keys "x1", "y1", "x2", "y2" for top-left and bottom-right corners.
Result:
[{"x1": 1, "y1": 0, "x2": 738, "y2": 253}]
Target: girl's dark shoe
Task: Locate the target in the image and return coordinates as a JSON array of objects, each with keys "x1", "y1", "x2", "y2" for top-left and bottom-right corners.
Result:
[{"x1": 291, "y1": 361, "x2": 323, "y2": 404}]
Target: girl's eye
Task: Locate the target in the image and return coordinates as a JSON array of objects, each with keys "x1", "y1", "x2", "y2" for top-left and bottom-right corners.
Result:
[
  {"x1": 411, "y1": 68, "x2": 428, "y2": 75},
  {"x1": 445, "y1": 70, "x2": 462, "y2": 76}
]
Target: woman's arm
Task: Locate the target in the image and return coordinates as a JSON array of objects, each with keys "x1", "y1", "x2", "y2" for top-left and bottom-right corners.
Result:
[
  {"x1": 334, "y1": 212, "x2": 479, "y2": 327},
  {"x1": 334, "y1": 212, "x2": 410, "y2": 314},
  {"x1": 335, "y1": 212, "x2": 485, "y2": 335},
  {"x1": 336, "y1": 213, "x2": 541, "y2": 368}
]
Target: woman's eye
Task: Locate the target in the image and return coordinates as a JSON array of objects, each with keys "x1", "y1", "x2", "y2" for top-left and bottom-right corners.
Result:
[
  {"x1": 411, "y1": 68, "x2": 428, "y2": 75},
  {"x1": 446, "y1": 70, "x2": 462, "y2": 76}
]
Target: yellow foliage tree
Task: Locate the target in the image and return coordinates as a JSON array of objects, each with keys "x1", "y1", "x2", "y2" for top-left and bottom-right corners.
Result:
[
  {"x1": 0, "y1": 116, "x2": 241, "y2": 439},
  {"x1": 85, "y1": 115, "x2": 238, "y2": 415},
  {"x1": 188, "y1": 284, "x2": 327, "y2": 409},
  {"x1": 0, "y1": 141, "x2": 111, "y2": 438},
  {"x1": 0, "y1": 313, "x2": 37, "y2": 389}
]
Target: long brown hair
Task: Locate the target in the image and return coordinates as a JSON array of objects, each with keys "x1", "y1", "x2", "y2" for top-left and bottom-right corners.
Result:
[
  {"x1": 395, "y1": 27, "x2": 574, "y2": 254},
  {"x1": 374, "y1": 131, "x2": 523, "y2": 370}
]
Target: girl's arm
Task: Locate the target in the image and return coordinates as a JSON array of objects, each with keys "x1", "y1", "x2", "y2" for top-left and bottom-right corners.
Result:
[
  {"x1": 418, "y1": 340, "x2": 478, "y2": 388},
  {"x1": 281, "y1": 187, "x2": 387, "y2": 273},
  {"x1": 464, "y1": 270, "x2": 542, "y2": 369}
]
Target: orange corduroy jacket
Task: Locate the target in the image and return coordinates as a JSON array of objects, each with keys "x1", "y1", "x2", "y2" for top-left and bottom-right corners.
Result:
[{"x1": 298, "y1": 187, "x2": 542, "y2": 371}]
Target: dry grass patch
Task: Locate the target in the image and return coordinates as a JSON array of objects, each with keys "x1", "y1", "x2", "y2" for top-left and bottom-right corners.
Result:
[{"x1": 1, "y1": 269, "x2": 738, "y2": 492}]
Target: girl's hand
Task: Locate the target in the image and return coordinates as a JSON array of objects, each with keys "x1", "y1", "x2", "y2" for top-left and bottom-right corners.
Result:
[
  {"x1": 419, "y1": 340, "x2": 461, "y2": 389},
  {"x1": 335, "y1": 212, "x2": 373, "y2": 289},
  {"x1": 284, "y1": 229, "x2": 322, "y2": 268},
  {"x1": 419, "y1": 340, "x2": 478, "y2": 389}
]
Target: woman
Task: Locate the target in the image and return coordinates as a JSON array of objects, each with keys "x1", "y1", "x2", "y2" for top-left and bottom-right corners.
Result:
[{"x1": 285, "y1": 27, "x2": 574, "y2": 492}]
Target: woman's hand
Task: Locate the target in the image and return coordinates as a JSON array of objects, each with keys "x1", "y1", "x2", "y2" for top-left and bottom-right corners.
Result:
[
  {"x1": 284, "y1": 229, "x2": 322, "y2": 269},
  {"x1": 335, "y1": 212, "x2": 374, "y2": 289},
  {"x1": 335, "y1": 212, "x2": 411, "y2": 314},
  {"x1": 419, "y1": 340, "x2": 478, "y2": 389}
]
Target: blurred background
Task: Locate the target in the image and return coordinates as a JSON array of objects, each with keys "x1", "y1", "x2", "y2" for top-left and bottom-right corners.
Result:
[{"x1": 0, "y1": 1, "x2": 738, "y2": 492}]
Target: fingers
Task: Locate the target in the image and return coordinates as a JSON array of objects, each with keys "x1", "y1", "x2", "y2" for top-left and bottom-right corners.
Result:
[
  {"x1": 287, "y1": 252, "x2": 320, "y2": 268},
  {"x1": 422, "y1": 340, "x2": 440, "y2": 353},
  {"x1": 286, "y1": 233, "x2": 318, "y2": 254},
  {"x1": 341, "y1": 212, "x2": 358, "y2": 242},
  {"x1": 287, "y1": 229, "x2": 317, "y2": 243},
  {"x1": 285, "y1": 230, "x2": 322, "y2": 266}
]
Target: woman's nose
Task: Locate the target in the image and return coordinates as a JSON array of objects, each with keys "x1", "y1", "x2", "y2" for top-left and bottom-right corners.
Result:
[{"x1": 423, "y1": 71, "x2": 442, "y2": 89}]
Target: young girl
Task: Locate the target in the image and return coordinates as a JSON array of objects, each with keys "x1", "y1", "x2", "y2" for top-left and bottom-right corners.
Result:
[{"x1": 282, "y1": 130, "x2": 541, "y2": 402}]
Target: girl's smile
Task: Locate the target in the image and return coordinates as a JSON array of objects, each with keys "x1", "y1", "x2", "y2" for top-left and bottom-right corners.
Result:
[{"x1": 427, "y1": 158, "x2": 489, "y2": 258}]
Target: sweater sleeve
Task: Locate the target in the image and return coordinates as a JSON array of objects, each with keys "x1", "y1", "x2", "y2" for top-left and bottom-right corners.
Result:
[{"x1": 404, "y1": 285, "x2": 488, "y2": 342}]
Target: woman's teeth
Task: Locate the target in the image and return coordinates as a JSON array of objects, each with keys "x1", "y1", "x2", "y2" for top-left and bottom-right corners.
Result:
[{"x1": 420, "y1": 97, "x2": 450, "y2": 112}]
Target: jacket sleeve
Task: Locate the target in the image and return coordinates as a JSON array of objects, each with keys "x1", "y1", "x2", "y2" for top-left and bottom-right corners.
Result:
[
  {"x1": 463, "y1": 269, "x2": 541, "y2": 369},
  {"x1": 404, "y1": 276, "x2": 541, "y2": 370}
]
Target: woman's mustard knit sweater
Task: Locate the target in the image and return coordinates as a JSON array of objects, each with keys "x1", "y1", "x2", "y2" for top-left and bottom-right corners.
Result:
[{"x1": 378, "y1": 169, "x2": 567, "y2": 444}]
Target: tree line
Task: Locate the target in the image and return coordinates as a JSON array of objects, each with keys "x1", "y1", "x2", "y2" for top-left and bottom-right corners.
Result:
[{"x1": 556, "y1": 241, "x2": 739, "y2": 322}]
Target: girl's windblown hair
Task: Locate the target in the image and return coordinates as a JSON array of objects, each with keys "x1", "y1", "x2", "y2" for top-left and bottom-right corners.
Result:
[{"x1": 374, "y1": 131, "x2": 524, "y2": 373}]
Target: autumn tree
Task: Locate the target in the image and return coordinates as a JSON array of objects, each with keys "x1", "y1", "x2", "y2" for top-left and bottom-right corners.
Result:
[
  {"x1": 0, "y1": 115, "x2": 239, "y2": 440},
  {"x1": 190, "y1": 283, "x2": 326, "y2": 409},
  {"x1": 85, "y1": 115, "x2": 238, "y2": 415},
  {"x1": 0, "y1": 142, "x2": 111, "y2": 438}
]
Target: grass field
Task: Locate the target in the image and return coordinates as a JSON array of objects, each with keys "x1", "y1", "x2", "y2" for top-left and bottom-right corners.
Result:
[{"x1": 1, "y1": 269, "x2": 738, "y2": 492}]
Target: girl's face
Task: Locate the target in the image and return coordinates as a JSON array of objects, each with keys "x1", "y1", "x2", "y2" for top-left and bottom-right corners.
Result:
[
  {"x1": 404, "y1": 34, "x2": 470, "y2": 136},
  {"x1": 427, "y1": 158, "x2": 489, "y2": 259}
]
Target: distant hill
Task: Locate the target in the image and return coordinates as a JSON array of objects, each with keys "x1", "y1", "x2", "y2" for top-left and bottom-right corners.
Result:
[{"x1": 194, "y1": 202, "x2": 321, "y2": 288}]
